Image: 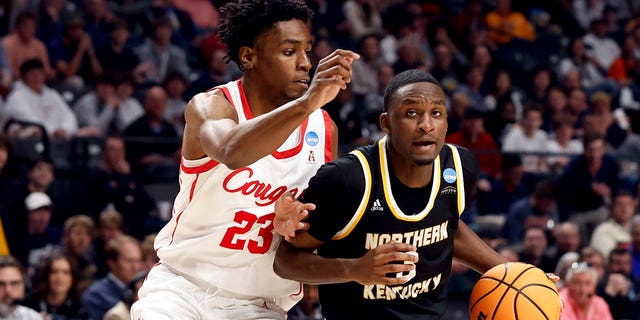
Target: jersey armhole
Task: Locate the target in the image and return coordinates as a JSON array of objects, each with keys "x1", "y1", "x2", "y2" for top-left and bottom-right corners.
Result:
[
  {"x1": 332, "y1": 150, "x2": 372, "y2": 240},
  {"x1": 447, "y1": 144, "x2": 466, "y2": 216}
]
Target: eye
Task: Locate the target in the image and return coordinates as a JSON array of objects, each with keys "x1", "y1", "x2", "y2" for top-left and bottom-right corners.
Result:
[
  {"x1": 283, "y1": 49, "x2": 295, "y2": 56},
  {"x1": 305, "y1": 50, "x2": 312, "y2": 57},
  {"x1": 432, "y1": 110, "x2": 442, "y2": 117},
  {"x1": 406, "y1": 109, "x2": 418, "y2": 117}
]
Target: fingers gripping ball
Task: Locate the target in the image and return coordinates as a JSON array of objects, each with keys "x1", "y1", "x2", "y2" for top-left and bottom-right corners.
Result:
[{"x1": 469, "y1": 262, "x2": 561, "y2": 320}]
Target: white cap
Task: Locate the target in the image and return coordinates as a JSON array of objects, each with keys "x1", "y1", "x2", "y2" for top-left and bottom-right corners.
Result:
[{"x1": 24, "y1": 192, "x2": 52, "y2": 211}]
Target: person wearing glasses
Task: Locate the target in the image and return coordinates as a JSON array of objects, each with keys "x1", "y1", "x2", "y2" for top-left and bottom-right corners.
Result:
[
  {"x1": 559, "y1": 261, "x2": 612, "y2": 320},
  {"x1": 0, "y1": 255, "x2": 42, "y2": 319}
]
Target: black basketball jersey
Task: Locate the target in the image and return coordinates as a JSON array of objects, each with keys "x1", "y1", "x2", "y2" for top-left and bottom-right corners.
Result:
[{"x1": 302, "y1": 137, "x2": 479, "y2": 320}]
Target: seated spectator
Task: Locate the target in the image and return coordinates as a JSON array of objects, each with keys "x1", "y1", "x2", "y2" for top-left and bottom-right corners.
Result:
[
  {"x1": 342, "y1": 0, "x2": 383, "y2": 41},
  {"x1": 547, "y1": 222, "x2": 582, "y2": 268},
  {"x1": 485, "y1": 0, "x2": 535, "y2": 44},
  {"x1": 47, "y1": 13, "x2": 103, "y2": 90},
  {"x1": 454, "y1": 66, "x2": 491, "y2": 113},
  {"x1": 185, "y1": 48, "x2": 230, "y2": 100},
  {"x1": 61, "y1": 214, "x2": 97, "y2": 294},
  {"x1": 446, "y1": 92, "x2": 470, "y2": 134},
  {"x1": 134, "y1": 16, "x2": 190, "y2": 85},
  {"x1": 123, "y1": 86, "x2": 180, "y2": 177},
  {"x1": 96, "y1": 19, "x2": 142, "y2": 78},
  {"x1": 580, "y1": 246, "x2": 607, "y2": 283},
  {"x1": 546, "y1": 115, "x2": 583, "y2": 174},
  {"x1": 23, "y1": 192, "x2": 61, "y2": 274},
  {"x1": 557, "y1": 133, "x2": 620, "y2": 242},
  {"x1": 74, "y1": 74, "x2": 144, "y2": 136},
  {"x1": 483, "y1": 70, "x2": 524, "y2": 118},
  {"x1": 476, "y1": 154, "x2": 529, "y2": 215},
  {"x1": 0, "y1": 255, "x2": 43, "y2": 319},
  {"x1": 596, "y1": 248, "x2": 640, "y2": 319},
  {"x1": 2, "y1": 59, "x2": 79, "y2": 140},
  {"x1": 430, "y1": 43, "x2": 463, "y2": 96},
  {"x1": 557, "y1": 37, "x2": 608, "y2": 92},
  {"x1": 350, "y1": 34, "x2": 383, "y2": 98},
  {"x1": 162, "y1": 72, "x2": 188, "y2": 135},
  {"x1": 502, "y1": 103, "x2": 549, "y2": 173},
  {"x1": 93, "y1": 208, "x2": 125, "y2": 277},
  {"x1": 2, "y1": 11, "x2": 53, "y2": 80},
  {"x1": 590, "y1": 190, "x2": 635, "y2": 260},
  {"x1": 24, "y1": 253, "x2": 89, "y2": 319},
  {"x1": 446, "y1": 108, "x2": 501, "y2": 179},
  {"x1": 583, "y1": 91, "x2": 627, "y2": 148},
  {"x1": 503, "y1": 179, "x2": 559, "y2": 244},
  {"x1": 81, "y1": 234, "x2": 143, "y2": 320},
  {"x1": 103, "y1": 270, "x2": 148, "y2": 320},
  {"x1": 583, "y1": 19, "x2": 621, "y2": 73},
  {"x1": 88, "y1": 136, "x2": 158, "y2": 238},
  {"x1": 525, "y1": 66, "x2": 551, "y2": 106},
  {"x1": 553, "y1": 251, "x2": 579, "y2": 289},
  {"x1": 560, "y1": 261, "x2": 613, "y2": 320},
  {"x1": 140, "y1": 233, "x2": 158, "y2": 272},
  {"x1": 82, "y1": 0, "x2": 114, "y2": 48},
  {"x1": 518, "y1": 226, "x2": 556, "y2": 272}
]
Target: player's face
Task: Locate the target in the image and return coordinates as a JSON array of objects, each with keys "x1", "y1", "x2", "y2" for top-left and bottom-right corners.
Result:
[
  {"x1": 381, "y1": 82, "x2": 447, "y2": 166},
  {"x1": 251, "y1": 19, "x2": 312, "y2": 105}
]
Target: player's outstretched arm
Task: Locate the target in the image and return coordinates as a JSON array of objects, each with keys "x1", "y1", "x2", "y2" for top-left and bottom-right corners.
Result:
[
  {"x1": 274, "y1": 234, "x2": 418, "y2": 286},
  {"x1": 453, "y1": 221, "x2": 508, "y2": 274},
  {"x1": 185, "y1": 50, "x2": 358, "y2": 169}
]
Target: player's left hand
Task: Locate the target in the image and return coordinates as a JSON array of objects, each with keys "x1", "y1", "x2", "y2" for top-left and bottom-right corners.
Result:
[{"x1": 274, "y1": 193, "x2": 315, "y2": 241}]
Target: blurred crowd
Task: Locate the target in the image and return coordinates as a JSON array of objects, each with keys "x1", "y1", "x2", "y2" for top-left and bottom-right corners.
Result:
[{"x1": 0, "y1": 0, "x2": 639, "y2": 319}]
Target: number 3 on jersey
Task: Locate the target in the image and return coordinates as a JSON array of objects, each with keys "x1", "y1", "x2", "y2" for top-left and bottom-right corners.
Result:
[{"x1": 219, "y1": 211, "x2": 275, "y2": 254}]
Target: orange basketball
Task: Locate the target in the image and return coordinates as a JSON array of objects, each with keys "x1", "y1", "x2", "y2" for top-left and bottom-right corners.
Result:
[{"x1": 469, "y1": 262, "x2": 561, "y2": 320}]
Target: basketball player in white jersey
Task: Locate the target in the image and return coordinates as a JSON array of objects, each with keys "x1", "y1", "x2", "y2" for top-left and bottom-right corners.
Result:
[{"x1": 130, "y1": 1, "x2": 359, "y2": 319}]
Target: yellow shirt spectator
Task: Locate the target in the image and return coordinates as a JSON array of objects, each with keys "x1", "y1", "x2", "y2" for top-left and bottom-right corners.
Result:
[{"x1": 486, "y1": 0, "x2": 535, "y2": 44}]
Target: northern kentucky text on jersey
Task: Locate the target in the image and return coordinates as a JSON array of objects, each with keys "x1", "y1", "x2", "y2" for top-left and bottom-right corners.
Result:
[
  {"x1": 222, "y1": 167, "x2": 302, "y2": 206},
  {"x1": 363, "y1": 273, "x2": 442, "y2": 300},
  {"x1": 364, "y1": 221, "x2": 449, "y2": 250}
]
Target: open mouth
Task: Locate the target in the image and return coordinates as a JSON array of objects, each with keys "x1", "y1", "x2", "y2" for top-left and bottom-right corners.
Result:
[
  {"x1": 295, "y1": 79, "x2": 310, "y2": 85},
  {"x1": 413, "y1": 140, "x2": 435, "y2": 147}
]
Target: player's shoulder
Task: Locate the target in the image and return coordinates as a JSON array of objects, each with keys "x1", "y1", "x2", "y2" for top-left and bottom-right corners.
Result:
[{"x1": 185, "y1": 88, "x2": 236, "y2": 121}]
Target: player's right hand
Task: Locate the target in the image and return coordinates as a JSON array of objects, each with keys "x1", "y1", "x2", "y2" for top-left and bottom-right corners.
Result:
[
  {"x1": 274, "y1": 193, "x2": 315, "y2": 241},
  {"x1": 350, "y1": 242, "x2": 418, "y2": 286},
  {"x1": 303, "y1": 49, "x2": 359, "y2": 110}
]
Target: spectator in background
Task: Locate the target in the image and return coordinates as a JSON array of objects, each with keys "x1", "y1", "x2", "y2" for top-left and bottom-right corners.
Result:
[
  {"x1": 24, "y1": 253, "x2": 89, "y2": 319},
  {"x1": 2, "y1": 59, "x2": 79, "y2": 140},
  {"x1": 431, "y1": 43, "x2": 463, "y2": 96},
  {"x1": 583, "y1": 91, "x2": 628, "y2": 148},
  {"x1": 446, "y1": 91, "x2": 470, "y2": 133},
  {"x1": 93, "y1": 208, "x2": 124, "y2": 277},
  {"x1": 572, "y1": 0, "x2": 605, "y2": 31},
  {"x1": 342, "y1": 0, "x2": 383, "y2": 41},
  {"x1": 74, "y1": 74, "x2": 144, "y2": 136},
  {"x1": 123, "y1": 86, "x2": 180, "y2": 177},
  {"x1": 546, "y1": 115, "x2": 583, "y2": 174},
  {"x1": 581, "y1": 246, "x2": 607, "y2": 282},
  {"x1": 483, "y1": 69, "x2": 524, "y2": 118},
  {"x1": 503, "y1": 179, "x2": 559, "y2": 245},
  {"x1": 543, "y1": 87, "x2": 568, "y2": 133},
  {"x1": 82, "y1": 0, "x2": 114, "y2": 48},
  {"x1": 162, "y1": 72, "x2": 188, "y2": 135},
  {"x1": 140, "y1": 233, "x2": 158, "y2": 272},
  {"x1": 518, "y1": 226, "x2": 555, "y2": 272},
  {"x1": 547, "y1": 222, "x2": 582, "y2": 270},
  {"x1": 557, "y1": 37, "x2": 608, "y2": 92},
  {"x1": 597, "y1": 248, "x2": 640, "y2": 320},
  {"x1": 47, "y1": 13, "x2": 103, "y2": 90},
  {"x1": 135, "y1": 15, "x2": 190, "y2": 86},
  {"x1": 23, "y1": 192, "x2": 61, "y2": 274},
  {"x1": 2, "y1": 10, "x2": 53, "y2": 80},
  {"x1": 96, "y1": 19, "x2": 143, "y2": 78},
  {"x1": 185, "y1": 48, "x2": 230, "y2": 100},
  {"x1": 583, "y1": 19, "x2": 621, "y2": 72},
  {"x1": 60, "y1": 214, "x2": 97, "y2": 294},
  {"x1": 0, "y1": 255, "x2": 43, "y2": 319},
  {"x1": 88, "y1": 135, "x2": 158, "y2": 239},
  {"x1": 501, "y1": 103, "x2": 549, "y2": 173},
  {"x1": 476, "y1": 153, "x2": 529, "y2": 215},
  {"x1": 566, "y1": 88, "x2": 589, "y2": 136},
  {"x1": 446, "y1": 108, "x2": 501, "y2": 179},
  {"x1": 560, "y1": 261, "x2": 613, "y2": 320},
  {"x1": 81, "y1": 234, "x2": 143, "y2": 320},
  {"x1": 590, "y1": 190, "x2": 635, "y2": 259},
  {"x1": 485, "y1": 0, "x2": 535, "y2": 44},
  {"x1": 557, "y1": 133, "x2": 620, "y2": 242},
  {"x1": 350, "y1": 33, "x2": 383, "y2": 98},
  {"x1": 103, "y1": 270, "x2": 148, "y2": 320},
  {"x1": 454, "y1": 66, "x2": 491, "y2": 112},
  {"x1": 525, "y1": 66, "x2": 552, "y2": 105},
  {"x1": 392, "y1": 36, "x2": 427, "y2": 75}
]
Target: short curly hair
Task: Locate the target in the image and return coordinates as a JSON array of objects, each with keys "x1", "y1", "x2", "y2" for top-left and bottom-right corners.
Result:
[{"x1": 217, "y1": 0, "x2": 313, "y2": 71}]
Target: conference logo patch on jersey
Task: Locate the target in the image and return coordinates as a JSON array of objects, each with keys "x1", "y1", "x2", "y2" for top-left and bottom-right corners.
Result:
[
  {"x1": 370, "y1": 199, "x2": 384, "y2": 211},
  {"x1": 443, "y1": 168, "x2": 457, "y2": 183},
  {"x1": 307, "y1": 150, "x2": 317, "y2": 164},
  {"x1": 305, "y1": 131, "x2": 319, "y2": 146}
]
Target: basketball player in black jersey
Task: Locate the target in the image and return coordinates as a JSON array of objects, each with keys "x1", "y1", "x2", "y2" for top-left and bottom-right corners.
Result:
[{"x1": 273, "y1": 70, "x2": 512, "y2": 319}]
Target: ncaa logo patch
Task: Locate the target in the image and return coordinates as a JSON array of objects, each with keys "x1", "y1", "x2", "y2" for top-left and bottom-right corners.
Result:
[
  {"x1": 305, "y1": 131, "x2": 319, "y2": 146},
  {"x1": 443, "y1": 168, "x2": 456, "y2": 183}
]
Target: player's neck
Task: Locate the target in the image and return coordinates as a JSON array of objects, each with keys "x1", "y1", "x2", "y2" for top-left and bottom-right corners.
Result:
[
  {"x1": 241, "y1": 76, "x2": 281, "y2": 117},
  {"x1": 387, "y1": 150, "x2": 433, "y2": 188}
]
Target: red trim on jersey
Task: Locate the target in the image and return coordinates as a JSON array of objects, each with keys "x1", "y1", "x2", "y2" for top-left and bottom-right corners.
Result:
[
  {"x1": 271, "y1": 119, "x2": 309, "y2": 159},
  {"x1": 181, "y1": 159, "x2": 218, "y2": 174},
  {"x1": 168, "y1": 209, "x2": 185, "y2": 245},
  {"x1": 290, "y1": 282, "x2": 303, "y2": 297},
  {"x1": 189, "y1": 174, "x2": 199, "y2": 201},
  {"x1": 237, "y1": 80, "x2": 254, "y2": 120},
  {"x1": 322, "y1": 110, "x2": 333, "y2": 163}
]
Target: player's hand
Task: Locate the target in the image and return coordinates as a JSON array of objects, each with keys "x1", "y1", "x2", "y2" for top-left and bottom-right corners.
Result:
[
  {"x1": 303, "y1": 49, "x2": 359, "y2": 110},
  {"x1": 274, "y1": 193, "x2": 315, "y2": 241},
  {"x1": 349, "y1": 242, "x2": 418, "y2": 286}
]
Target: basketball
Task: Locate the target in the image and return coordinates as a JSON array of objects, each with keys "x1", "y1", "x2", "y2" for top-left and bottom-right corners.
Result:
[{"x1": 469, "y1": 262, "x2": 561, "y2": 320}]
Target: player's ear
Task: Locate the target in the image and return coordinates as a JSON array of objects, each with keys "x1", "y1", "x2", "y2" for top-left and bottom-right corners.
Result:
[
  {"x1": 380, "y1": 112, "x2": 390, "y2": 134},
  {"x1": 239, "y1": 46, "x2": 256, "y2": 70}
]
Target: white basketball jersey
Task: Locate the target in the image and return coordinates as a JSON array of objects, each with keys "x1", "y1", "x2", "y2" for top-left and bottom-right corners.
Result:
[{"x1": 155, "y1": 80, "x2": 332, "y2": 308}]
